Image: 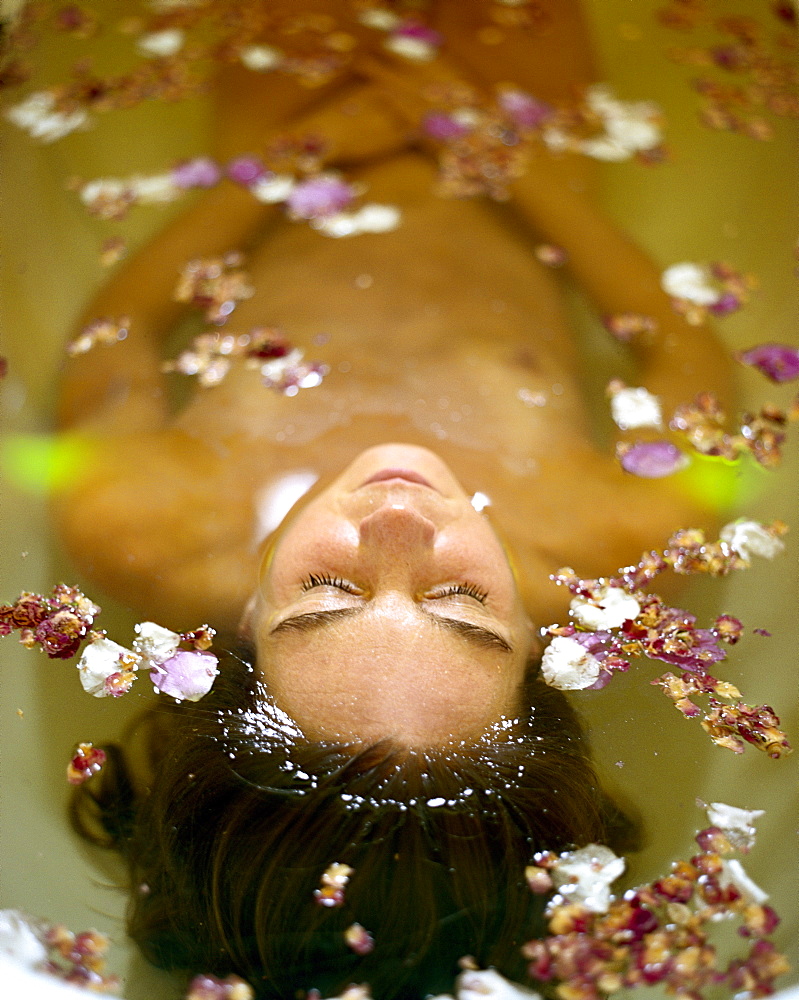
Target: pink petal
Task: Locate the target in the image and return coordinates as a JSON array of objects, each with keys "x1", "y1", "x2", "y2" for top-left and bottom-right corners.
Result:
[
  {"x1": 422, "y1": 111, "x2": 471, "y2": 140},
  {"x1": 393, "y1": 22, "x2": 443, "y2": 45},
  {"x1": 150, "y1": 650, "x2": 219, "y2": 701},
  {"x1": 736, "y1": 343, "x2": 799, "y2": 383},
  {"x1": 172, "y1": 156, "x2": 222, "y2": 189},
  {"x1": 286, "y1": 176, "x2": 355, "y2": 219},
  {"x1": 619, "y1": 440, "x2": 687, "y2": 478}
]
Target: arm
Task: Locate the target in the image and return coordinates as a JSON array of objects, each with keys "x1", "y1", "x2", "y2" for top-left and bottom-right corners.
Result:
[
  {"x1": 506, "y1": 148, "x2": 737, "y2": 417},
  {"x1": 56, "y1": 78, "x2": 411, "y2": 433}
]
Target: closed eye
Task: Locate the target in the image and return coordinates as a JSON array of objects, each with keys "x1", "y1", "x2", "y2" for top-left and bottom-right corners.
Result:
[
  {"x1": 301, "y1": 574, "x2": 360, "y2": 594},
  {"x1": 427, "y1": 582, "x2": 487, "y2": 604}
]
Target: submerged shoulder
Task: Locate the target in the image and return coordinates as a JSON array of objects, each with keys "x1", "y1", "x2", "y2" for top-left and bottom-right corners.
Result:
[{"x1": 50, "y1": 428, "x2": 256, "y2": 629}]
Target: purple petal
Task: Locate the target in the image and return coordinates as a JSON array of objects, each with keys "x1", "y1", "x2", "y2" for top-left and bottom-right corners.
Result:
[
  {"x1": 736, "y1": 342, "x2": 799, "y2": 383},
  {"x1": 422, "y1": 112, "x2": 471, "y2": 140},
  {"x1": 150, "y1": 650, "x2": 219, "y2": 701},
  {"x1": 620, "y1": 441, "x2": 687, "y2": 478},
  {"x1": 708, "y1": 292, "x2": 740, "y2": 316},
  {"x1": 286, "y1": 176, "x2": 355, "y2": 219},
  {"x1": 393, "y1": 21, "x2": 443, "y2": 45},
  {"x1": 171, "y1": 156, "x2": 222, "y2": 189},
  {"x1": 498, "y1": 90, "x2": 552, "y2": 129},
  {"x1": 227, "y1": 156, "x2": 268, "y2": 186}
]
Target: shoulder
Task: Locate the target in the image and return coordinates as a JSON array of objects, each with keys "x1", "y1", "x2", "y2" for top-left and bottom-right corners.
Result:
[{"x1": 51, "y1": 429, "x2": 256, "y2": 630}]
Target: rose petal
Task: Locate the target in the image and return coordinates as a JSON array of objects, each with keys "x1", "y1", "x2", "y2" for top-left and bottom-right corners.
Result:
[
  {"x1": 550, "y1": 843, "x2": 626, "y2": 913},
  {"x1": 133, "y1": 621, "x2": 181, "y2": 666},
  {"x1": 287, "y1": 175, "x2": 356, "y2": 219},
  {"x1": 77, "y1": 636, "x2": 140, "y2": 697},
  {"x1": 540, "y1": 635, "x2": 602, "y2": 690},
  {"x1": 570, "y1": 587, "x2": 641, "y2": 630},
  {"x1": 720, "y1": 519, "x2": 785, "y2": 560},
  {"x1": 619, "y1": 440, "x2": 688, "y2": 478},
  {"x1": 171, "y1": 156, "x2": 222, "y2": 189},
  {"x1": 150, "y1": 650, "x2": 219, "y2": 701},
  {"x1": 609, "y1": 385, "x2": 663, "y2": 430},
  {"x1": 736, "y1": 343, "x2": 799, "y2": 383},
  {"x1": 661, "y1": 262, "x2": 720, "y2": 305}
]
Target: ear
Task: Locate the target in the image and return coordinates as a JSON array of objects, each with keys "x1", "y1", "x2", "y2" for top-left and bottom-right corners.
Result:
[
  {"x1": 238, "y1": 593, "x2": 258, "y2": 640},
  {"x1": 524, "y1": 616, "x2": 544, "y2": 659}
]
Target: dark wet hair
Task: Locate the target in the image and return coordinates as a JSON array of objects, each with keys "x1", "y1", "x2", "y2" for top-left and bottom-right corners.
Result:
[{"x1": 72, "y1": 642, "x2": 638, "y2": 999}]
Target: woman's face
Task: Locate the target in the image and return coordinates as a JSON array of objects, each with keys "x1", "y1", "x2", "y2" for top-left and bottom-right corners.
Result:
[{"x1": 251, "y1": 444, "x2": 536, "y2": 746}]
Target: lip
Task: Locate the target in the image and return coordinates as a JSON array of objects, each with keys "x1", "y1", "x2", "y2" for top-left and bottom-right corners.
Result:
[{"x1": 359, "y1": 468, "x2": 436, "y2": 490}]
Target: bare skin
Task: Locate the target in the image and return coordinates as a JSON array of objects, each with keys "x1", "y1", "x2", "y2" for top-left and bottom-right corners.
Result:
[{"x1": 53, "y1": 2, "x2": 734, "y2": 739}]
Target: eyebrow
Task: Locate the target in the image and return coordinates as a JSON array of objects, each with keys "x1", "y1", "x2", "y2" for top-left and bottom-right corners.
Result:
[{"x1": 269, "y1": 607, "x2": 513, "y2": 653}]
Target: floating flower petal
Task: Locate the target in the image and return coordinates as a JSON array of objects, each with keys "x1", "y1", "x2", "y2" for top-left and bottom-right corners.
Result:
[
  {"x1": 736, "y1": 343, "x2": 799, "y2": 383},
  {"x1": 608, "y1": 384, "x2": 663, "y2": 430},
  {"x1": 570, "y1": 587, "x2": 641, "y2": 631},
  {"x1": 720, "y1": 519, "x2": 786, "y2": 560},
  {"x1": 239, "y1": 45, "x2": 282, "y2": 72},
  {"x1": 705, "y1": 801, "x2": 765, "y2": 850},
  {"x1": 172, "y1": 157, "x2": 222, "y2": 189},
  {"x1": 540, "y1": 635, "x2": 602, "y2": 690},
  {"x1": 618, "y1": 440, "x2": 688, "y2": 478},
  {"x1": 67, "y1": 742, "x2": 107, "y2": 785},
  {"x1": 133, "y1": 620, "x2": 181, "y2": 667},
  {"x1": 344, "y1": 923, "x2": 374, "y2": 956},
  {"x1": 314, "y1": 862, "x2": 354, "y2": 908},
  {"x1": 5, "y1": 90, "x2": 90, "y2": 142},
  {"x1": 719, "y1": 859, "x2": 769, "y2": 905},
  {"x1": 315, "y1": 203, "x2": 401, "y2": 238},
  {"x1": 137, "y1": 28, "x2": 185, "y2": 58},
  {"x1": 549, "y1": 843, "x2": 626, "y2": 914},
  {"x1": 150, "y1": 650, "x2": 219, "y2": 702},
  {"x1": 661, "y1": 262, "x2": 720, "y2": 305},
  {"x1": 77, "y1": 635, "x2": 140, "y2": 697},
  {"x1": 286, "y1": 174, "x2": 356, "y2": 220}
]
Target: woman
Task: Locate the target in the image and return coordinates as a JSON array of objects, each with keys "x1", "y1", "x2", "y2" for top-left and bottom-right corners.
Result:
[{"x1": 59, "y1": 1, "x2": 734, "y2": 995}]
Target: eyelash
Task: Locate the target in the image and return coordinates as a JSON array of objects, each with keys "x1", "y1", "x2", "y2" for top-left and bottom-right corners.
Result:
[
  {"x1": 301, "y1": 575, "x2": 487, "y2": 604},
  {"x1": 302, "y1": 574, "x2": 360, "y2": 593}
]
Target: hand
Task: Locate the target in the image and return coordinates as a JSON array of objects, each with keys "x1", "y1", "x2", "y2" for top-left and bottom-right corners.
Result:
[{"x1": 354, "y1": 48, "x2": 486, "y2": 136}]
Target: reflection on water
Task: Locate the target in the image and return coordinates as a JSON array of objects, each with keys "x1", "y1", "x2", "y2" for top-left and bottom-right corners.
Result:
[{"x1": 1, "y1": 1, "x2": 797, "y2": 997}]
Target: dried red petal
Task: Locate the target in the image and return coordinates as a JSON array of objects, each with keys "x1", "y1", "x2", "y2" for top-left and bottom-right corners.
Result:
[{"x1": 67, "y1": 743, "x2": 106, "y2": 785}]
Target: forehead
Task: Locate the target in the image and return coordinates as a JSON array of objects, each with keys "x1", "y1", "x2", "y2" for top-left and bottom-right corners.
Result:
[{"x1": 260, "y1": 611, "x2": 527, "y2": 745}]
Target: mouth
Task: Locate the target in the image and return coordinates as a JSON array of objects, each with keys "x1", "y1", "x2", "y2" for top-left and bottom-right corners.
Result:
[{"x1": 359, "y1": 468, "x2": 436, "y2": 490}]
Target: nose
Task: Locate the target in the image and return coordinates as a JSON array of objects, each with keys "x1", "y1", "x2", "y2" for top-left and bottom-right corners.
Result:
[{"x1": 358, "y1": 502, "x2": 436, "y2": 551}]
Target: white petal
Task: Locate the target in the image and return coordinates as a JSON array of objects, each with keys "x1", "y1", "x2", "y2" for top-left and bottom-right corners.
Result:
[
  {"x1": 239, "y1": 45, "x2": 282, "y2": 71},
  {"x1": 250, "y1": 175, "x2": 295, "y2": 203},
  {"x1": 720, "y1": 520, "x2": 785, "y2": 560},
  {"x1": 351, "y1": 203, "x2": 401, "y2": 233},
  {"x1": 79, "y1": 179, "x2": 128, "y2": 205},
  {"x1": 610, "y1": 386, "x2": 663, "y2": 430},
  {"x1": 540, "y1": 635, "x2": 601, "y2": 690},
  {"x1": 552, "y1": 844, "x2": 625, "y2": 913},
  {"x1": 77, "y1": 637, "x2": 140, "y2": 697},
  {"x1": 571, "y1": 587, "x2": 640, "y2": 631},
  {"x1": 0, "y1": 910, "x2": 48, "y2": 969},
  {"x1": 133, "y1": 621, "x2": 181, "y2": 665},
  {"x1": 137, "y1": 28, "x2": 185, "y2": 57},
  {"x1": 719, "y1": 859, "x2": 769, "y2": 905},
  {"x1": 578, "y1": 137, "x2": 632, "y2": 161},
  {"x1": 130, "y1": 173, "x2": 180, "y2": 203},
  {"x1": 661, "y1": 263, "x2": 720, "y2": 305},
  {"x1": 383, "y1": 36, "x2": 436, "y2": 61},
  {"x1": 457, "y1": 968, "x2": 543, "y2": 1000},
  {"x1": 357, "y1": 9, "x2": 402, "y2": 30}
]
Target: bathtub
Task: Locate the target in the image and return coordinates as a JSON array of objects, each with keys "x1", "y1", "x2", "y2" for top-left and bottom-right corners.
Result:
[{"x1": 0, "y1": 1, "x2": 796, "y2": 997}]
